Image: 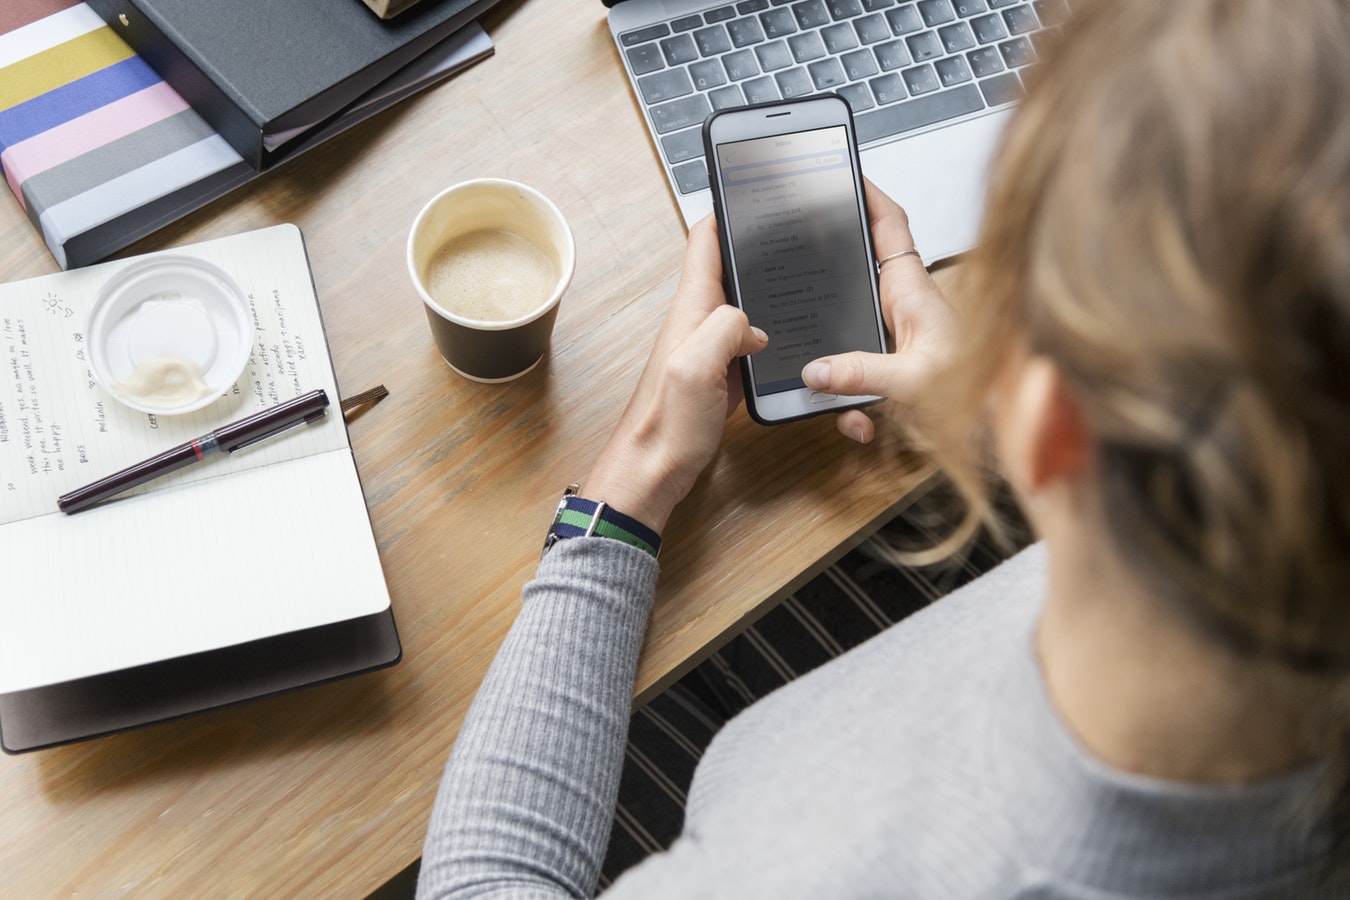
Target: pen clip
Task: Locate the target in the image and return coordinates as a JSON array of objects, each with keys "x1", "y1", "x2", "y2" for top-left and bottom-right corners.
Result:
[{"x1": 226, "y1": 407, "x2": 328, "y2": 453}]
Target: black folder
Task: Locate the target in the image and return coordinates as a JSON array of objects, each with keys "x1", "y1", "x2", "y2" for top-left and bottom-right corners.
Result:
[{"x1": 86, "y1": 0, "x2": 500, "y2": 169}]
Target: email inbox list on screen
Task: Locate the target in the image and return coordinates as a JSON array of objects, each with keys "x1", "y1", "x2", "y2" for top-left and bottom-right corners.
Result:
[{"x1": 718, "y1": 125, "x2": 880, "y2": 395}]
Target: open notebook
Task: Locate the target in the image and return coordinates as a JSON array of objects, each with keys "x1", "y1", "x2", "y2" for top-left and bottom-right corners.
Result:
[{"x1": 0, "y1": 225, "x2": 393, "y2": 725}]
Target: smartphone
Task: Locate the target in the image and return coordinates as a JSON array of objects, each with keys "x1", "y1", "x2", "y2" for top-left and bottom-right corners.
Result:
[{"x1": 703, "y1": 94, "x2": 886, "y2": 425}]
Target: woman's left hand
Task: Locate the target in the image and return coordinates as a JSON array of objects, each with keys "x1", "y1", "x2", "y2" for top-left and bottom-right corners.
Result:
[{"x1": 585, "y1": 216, "x2": 768, "y2": 533}]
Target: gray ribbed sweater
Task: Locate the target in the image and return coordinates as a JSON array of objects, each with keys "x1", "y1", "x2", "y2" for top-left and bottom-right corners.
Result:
[{"x1": 418, "y1": 539, "x2": 1344, "y2": 898}]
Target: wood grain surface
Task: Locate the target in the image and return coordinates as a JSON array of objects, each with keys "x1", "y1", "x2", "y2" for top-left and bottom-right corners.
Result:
[{"x1": 0, "y1": 1, "x2": 938, "y2": 895}]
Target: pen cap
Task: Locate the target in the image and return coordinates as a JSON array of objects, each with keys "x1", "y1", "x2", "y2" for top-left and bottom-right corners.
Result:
[{"x1": 88, "y1": 256, "x2": 253, "y2": 416}]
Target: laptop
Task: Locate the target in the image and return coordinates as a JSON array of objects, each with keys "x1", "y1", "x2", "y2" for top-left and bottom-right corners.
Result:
[{"x1": 607, "y1": 0, "x2": 1065, "y2": 264}]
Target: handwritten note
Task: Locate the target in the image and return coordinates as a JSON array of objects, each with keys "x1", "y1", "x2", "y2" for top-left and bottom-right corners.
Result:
[
  {"x1": 0, "y1": 226, "x2": 354, "y2": 526},
  {"x1": 0, "y1": 226, "x2": 389, "y2": 694}
]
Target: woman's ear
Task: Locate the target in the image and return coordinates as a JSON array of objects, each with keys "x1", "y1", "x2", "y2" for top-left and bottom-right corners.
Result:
[{"x1": 997, "y1": 354, "x2": 1091, "y2": 497}]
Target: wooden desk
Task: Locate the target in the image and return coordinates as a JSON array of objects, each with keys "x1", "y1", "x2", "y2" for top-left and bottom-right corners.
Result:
[{"x1": 0, "y1": 1, "x2": 932, "y2": 895}]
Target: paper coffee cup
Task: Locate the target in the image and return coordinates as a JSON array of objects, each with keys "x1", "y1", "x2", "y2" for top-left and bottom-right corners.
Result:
[{"x1": 407, "y1": 179, "x2": 575, "y2": 382}]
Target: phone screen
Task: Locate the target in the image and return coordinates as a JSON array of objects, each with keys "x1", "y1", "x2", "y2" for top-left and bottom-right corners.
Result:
[{"x1": 716, "y1": 125, "x2": 881, "y2": 395}]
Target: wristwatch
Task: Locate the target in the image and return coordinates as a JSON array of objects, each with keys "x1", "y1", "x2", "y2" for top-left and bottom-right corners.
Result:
[{"x1": 542, "y1": 483, "x2": 662, "y2": 559}]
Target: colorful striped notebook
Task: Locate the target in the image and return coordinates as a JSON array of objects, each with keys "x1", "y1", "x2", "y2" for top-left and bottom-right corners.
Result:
[
  {"x1": 0, "y1": 0, "x2": 492, "y2": 270},
  {"x1": 1, "y1": 0, "x2": 250, "y2": 270}
]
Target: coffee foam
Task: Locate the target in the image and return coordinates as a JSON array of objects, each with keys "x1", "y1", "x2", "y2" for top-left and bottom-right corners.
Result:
[{"x1": 426, "y1": 229, "x2": 558, "y2": 323}]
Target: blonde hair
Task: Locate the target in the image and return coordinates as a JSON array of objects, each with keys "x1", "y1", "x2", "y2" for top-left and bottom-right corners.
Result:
[{"x1": 934, "y1": 0, "x2": 1350, "y2": 824}]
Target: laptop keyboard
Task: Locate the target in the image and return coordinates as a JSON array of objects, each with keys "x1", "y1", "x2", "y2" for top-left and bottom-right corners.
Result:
[{"x1": 617, "y1": 0, "x2": 1066, "y2": 195}]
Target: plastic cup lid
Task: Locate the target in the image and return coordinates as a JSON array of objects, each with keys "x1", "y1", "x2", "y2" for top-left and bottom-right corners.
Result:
[{"x1": 87, "y1": 256, "x2": 252, "y2": 416}]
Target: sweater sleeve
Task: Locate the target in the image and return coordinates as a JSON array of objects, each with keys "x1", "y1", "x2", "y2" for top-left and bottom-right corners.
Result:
[{"x1": 417, "y1": 537, "x2": 660, "y2": 899}]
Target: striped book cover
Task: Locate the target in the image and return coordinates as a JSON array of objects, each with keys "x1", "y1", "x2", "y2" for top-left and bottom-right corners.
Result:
[
  {"x1": 0, "y1": 0, "x2": 492, "y2": 271},
  {"x1": 0, "y1": 0, "x2": 251, "y2": 270}
]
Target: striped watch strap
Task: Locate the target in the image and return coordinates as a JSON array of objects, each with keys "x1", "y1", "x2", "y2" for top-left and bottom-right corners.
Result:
[{"x1": 543, "y1": 486, "x2": 661, "y2": 558}]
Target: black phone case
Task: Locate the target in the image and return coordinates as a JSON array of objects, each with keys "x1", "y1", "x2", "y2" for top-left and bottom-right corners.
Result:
[{"x1": 702, "y1": 95, "x2": 881, "y2": 426}]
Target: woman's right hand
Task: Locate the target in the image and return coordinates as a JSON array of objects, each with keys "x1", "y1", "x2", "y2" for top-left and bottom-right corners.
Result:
[{"x1": 801, "y1": 181, "x2": 959, "y2": 443}]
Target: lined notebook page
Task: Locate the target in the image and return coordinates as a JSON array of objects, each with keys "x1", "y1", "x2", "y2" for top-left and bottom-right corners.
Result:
[
  {"x1": 0, "y1": 225, "x2": 390, "y2": 693},
  {"x1": 1, "y1": 223, "x2": 348, "y2": 525},
  {"x1": 3, "y1": 450, "x2": 388, "y2": 692}
]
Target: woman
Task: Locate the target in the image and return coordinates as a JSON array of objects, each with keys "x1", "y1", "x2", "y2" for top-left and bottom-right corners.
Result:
[{"x1": 418, "y1": 1, "x2": 1350, "y2": 895}]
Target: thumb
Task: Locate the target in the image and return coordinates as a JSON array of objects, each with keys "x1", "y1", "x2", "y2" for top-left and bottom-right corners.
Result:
[{"x1": 801, "y1": 351, "x2": 909, "y2": 400}]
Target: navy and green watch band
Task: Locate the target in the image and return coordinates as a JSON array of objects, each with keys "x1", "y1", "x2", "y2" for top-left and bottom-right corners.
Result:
[{"x1": 543, "y1": 484, "x2": 662, "y2": 558}]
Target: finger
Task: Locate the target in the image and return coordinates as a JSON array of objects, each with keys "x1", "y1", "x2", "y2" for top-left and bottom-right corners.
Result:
[
  {"x1": 835, "y1": 408, "x2": 876, "y2": 444},
  {"x1": 661, "y1": 305, "x2": 765, "y2": 404},
  {"x1": 863, "y1": 179, "x2": 919, "y2": 262},
  {"x1": 688, "y1": 304, "x2": 768, "y2": 368},
  {"x1": 801, "y1": 349, "x2": 925, "y2": 404},
  {"x1": 675, "y1": 216, "x2": 726, "y2": 317}
]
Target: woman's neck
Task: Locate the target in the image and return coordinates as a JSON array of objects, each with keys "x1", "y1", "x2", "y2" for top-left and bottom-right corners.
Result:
[{"x1": 1033, "y1": 501, "x2": 1320, "y2": 784}]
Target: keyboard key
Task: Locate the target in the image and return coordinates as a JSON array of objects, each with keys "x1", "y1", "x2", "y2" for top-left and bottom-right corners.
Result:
[
  {"x1": 1032, "y1": 0, "x2": 1068, "y2": 27},
  {"x1": 743, "y1": 75, "x2": 781, "y2": 102},
  {"x1": 837, "y1": 82, "x2": 875, "y2": 111},
  {"x1": 808, "y1": 57, "x2": 849, "y2": 88},
  {"x1": 673, "y1": 160, "x2": 710, "y2": 194},
  {"x1": 738, "y1": 0, "x2": 770, "y2": 11},
  {"x1": 661, "y1": 127, "x2": 705, "y2": 164},
  {"x1": 788, "y1": 30, "x2": 828, "y2": 61},
  {"x1": 999, "y1": 35, "x2": 1035, "y2": 67},
  {"x1": 934, "y1": 53, "x2": 973, "y2": 85},
  {"x1": 953, "y1": 0, "x2": 988, "y2": 15},
  {"x1": 1003, "y1": 5, "x2": 1039, "y2": 34},
  {"x1": 755, "y1": 39, "x2": 794, "y2": 70},
  {"x1": 855, "y1": 82, "x2": 984, "y2": 142},
  {"x1": 987, "y1": 0, "x2": 1020, "y2": 8},
  {"x1": 971, "y1": 12, "x2": 1008, "y2": 42},
  {"x1": 723, "y1": 48, "x2": 761, "y2": 79},
  {"x1": 861, "y1": 0, "x2": 895, "y2": 9},
  {"x1": 690, "y1": 58, "x2": 729, "y2": 89},
  {"x1": 842, "y1": 47, "x2": 880, "y2": 79},
  {"x1": 829, "y1": 0, "x2": 864, "y2": 19},
  {"x1": 728, "y1": 17, "x2": 766, "y2": 46},
  {"x1": 885, "y1": 5, "x2": 924, "y2": 34},
  {"x1": 854, "y1": 13, "x2": 892, "y2": 43},
  {"x1": 706, "y1": 5, "x2": 738, "y2": 22},
  {"x1": 822, "y1": 22, "x2": 860, "y2": 53},
  {"x1": 621, "y1": 24, "x2": 671, "y2": 46},
  {"x1": 966, "y1": 44, "x2": 1004, "y2": 76},
  {"x1": 626, "y1": 44, "x2": 665, "y2": 76},
  {"x1": 761, "y1": 7, "x2": 799, "y2": 36},
  {"x1": 868, "y1": 72, "x2": 907, "y2": 104},
  {"x1": 939, "y1": 21, "x2": 976, "y2": 52},
  {"x1": 694, "y1": 25, "x2": 733, "y2": 56},
  {"x1": 917, "y1": 0, "x2": 956, "y2": 27},
  {"x1": 651, "y1": 94, "x2": 712, "y2": 133},
  {"x1": 661, "y1": 34, "x2": 700, "y2": 65},
  {"x1": 792, "y1": 0, "x2": 831, "y2": 28},
  {"x1": 639, "y1": 68, "x2": 694, "y2": 104},
  {"x1": 874, "y1": 39, "x2": 911, "y2": 69},
  {"x1": 709, "y1": 84, "x2": 747, "y2": 108},
  {"x1": 905, "y1": 30, "x2": 943, "y2": 61},
  {"x1": 776, "y1": 66, "x2": 815, "y2": 96},
  {"x1": 978, "y1": 70, "x2": 1021, "y2": 106},
  {"x1": 901, "y1": 63, "x2": 940, "y2": 95},
  {"x1": 672, "y1": 15, "x2": 704, "y2": 31}
]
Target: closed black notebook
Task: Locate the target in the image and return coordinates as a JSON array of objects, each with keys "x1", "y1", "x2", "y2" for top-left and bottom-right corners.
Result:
[{"x1": 86, "y1": 0, "x2": 500, "y2": 168}]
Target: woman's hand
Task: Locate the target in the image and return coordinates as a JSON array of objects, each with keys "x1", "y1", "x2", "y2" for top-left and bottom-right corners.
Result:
[
  {"x1": 801, "y1": 180, "x2": 959, "y2": 443},
  {"x1": 585, "y1": 216, "x2": 768, "y2": 533}
]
